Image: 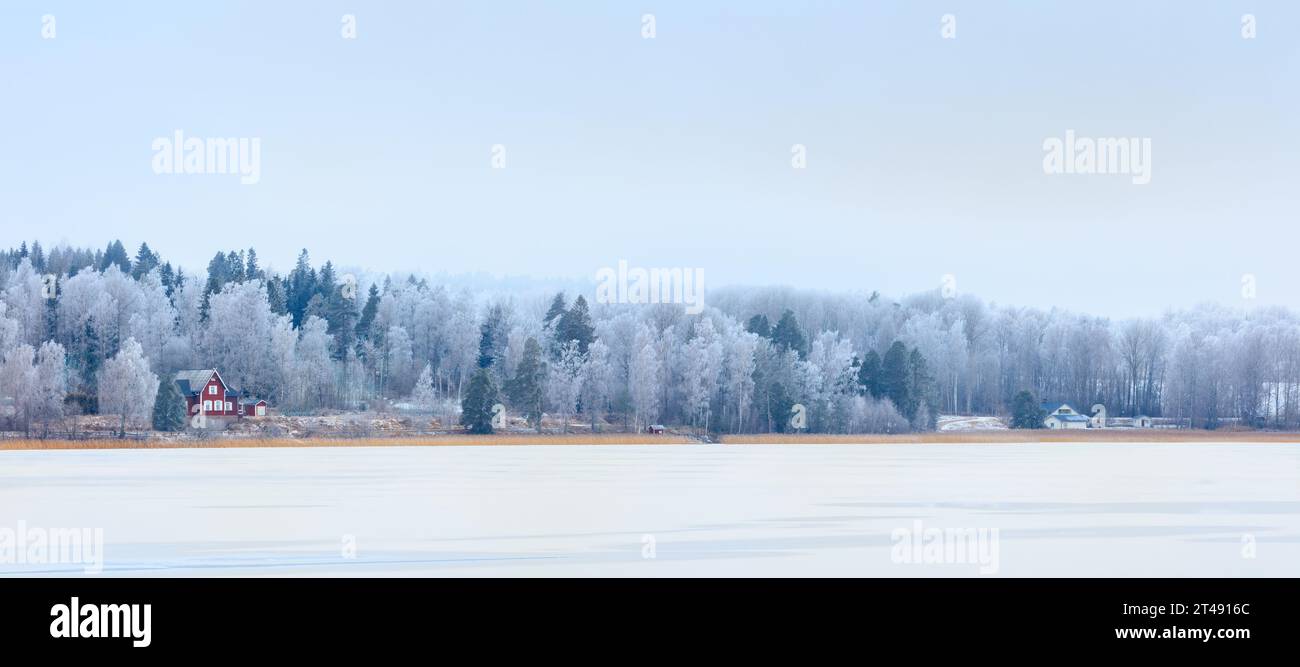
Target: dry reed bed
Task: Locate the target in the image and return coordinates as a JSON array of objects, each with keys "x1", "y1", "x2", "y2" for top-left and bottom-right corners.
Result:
[
  {"x1": 726, "y1": 430, "x2": 1300, "y2": 444},
  {"x1": 4, "y1": 430, "x2": 1299, "y2": 451},
  {"x1": 0, "y1": 434, "x2": 697, "y2": 451}
]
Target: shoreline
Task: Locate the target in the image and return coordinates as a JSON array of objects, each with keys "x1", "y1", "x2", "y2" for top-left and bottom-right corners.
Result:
[{"x1": 3, "y1": 430, "x2": 1300, "y2": 451}]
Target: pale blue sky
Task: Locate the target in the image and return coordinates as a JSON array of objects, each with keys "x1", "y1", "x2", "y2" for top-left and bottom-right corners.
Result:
[{"x1": 1, "y1": 1, "x2": 1296, "y2": 317}]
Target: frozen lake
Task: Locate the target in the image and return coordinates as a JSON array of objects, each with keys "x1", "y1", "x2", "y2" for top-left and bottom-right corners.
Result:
[{"x1": 2, "y1": 443, "x2": 1297, "y2": 577}]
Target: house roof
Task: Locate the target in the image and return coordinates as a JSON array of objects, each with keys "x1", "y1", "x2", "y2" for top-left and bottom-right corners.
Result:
[
  {"x1": 1050, "y1": 414, "x2": 1090, "y2": 423},
  {"x1": 174, "y1": 369, "x2": 217, "y2": 396},
  {"x1": 174, "y1": 369, "x2": 240, "y2": 397},
  {"x1": 1040, "y1": 401, "x2": 1073, "y2": 413}
]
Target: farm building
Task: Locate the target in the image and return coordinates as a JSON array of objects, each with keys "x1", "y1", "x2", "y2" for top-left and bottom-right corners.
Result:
[
  {"x1": 173, "y1": 370, "x2": 268, "y2": 425},
  {"x1": 1087, "y1": 404, "x2": 1154, "y2": 429},
  {"x1": 1041, "y1": 402, "x2": 1090, "y2": 430}
]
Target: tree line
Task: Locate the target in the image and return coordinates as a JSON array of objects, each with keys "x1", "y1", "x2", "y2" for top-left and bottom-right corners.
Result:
[{"x1": 1, "y1": 239, "x2": 1296, "y2": 436}]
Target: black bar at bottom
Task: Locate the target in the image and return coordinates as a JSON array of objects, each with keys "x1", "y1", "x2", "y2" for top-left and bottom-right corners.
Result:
[{"x1": 0, "y1": 578, "x2": 1291, "y2": 656}]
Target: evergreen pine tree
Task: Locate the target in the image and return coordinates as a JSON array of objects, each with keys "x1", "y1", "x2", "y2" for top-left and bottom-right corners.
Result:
[
  {"x1": 461, "y1": 368, "x2": 499, "y2": 434},
  {"x1": 152, "y1": 379, "x2": 186, "y2": 431},
  {"x1": 245, "y1": 247, "x2": 261, "y2": 280},
  {"x1": 30, "y1": 241, "x2": 46, "y2": 272},
  {"x1": 771, "y1": 310, "x2": 807, "y2": 358},
  {"x1": 857, "y1": 349, "x2": 882, "y2": 398},
  {"x1": 1010, "y1": 390, "x2": 1046, "y2": 429},
  {"x1": 287, "y1": 250, "x2": 317, "y2": 327},
  {"x1": 226, "y1": 250, "x2": 246, "y2": 283},
  {"x1": 323, "y1": 272, "x2": 359, "y2": 359},
  {"x1": 908, "y1": 348, "x2": 938, "y2": 430},
  {"x1": 266, "y1": 277, "x2": 288, "y2": 315},
  {"x1": 131, "y1": 242, "x2": 159, "y2": 279},
  {"x1": 477, "y1": 304, "x2": 507, "y2": 369},
  {"x1": 356, "y1": 284, "x2": 381, "y2": 342},
  {"x1": 507, "y1": 337, "x2": 547, "y2": 431},
  {"x1": 879, "y1": 341, "x2": 912, "y2": 419},
  {"x1": 543, "y1": 292, "x2": 567, "y2": 330},
  {"x1": 159, "y1": 262, "x2": 176, "y2": 298},
  {"x1": 100, "y1": 240, "x2": 131, "y2": 273},
  {"x1": 555, "y1": 295, "x2": 595, "y2": 355},
  {"x1": 768, "y1": 382, "x2": 794, "y2": 433},
  {"x1": 745, "y1": 314, "x2": 772, "y2": 338}
]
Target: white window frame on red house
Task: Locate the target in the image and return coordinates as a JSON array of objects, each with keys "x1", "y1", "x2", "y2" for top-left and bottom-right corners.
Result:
[
  {"x1": 225, "y1": 401, "x2": 232, "y2": 412},
  {"x1": 203, "y1": 400, "x2": 212, "y2": 412},
  {"x1": 209, "y1": 385, "x2": 218, "y2": 395}
]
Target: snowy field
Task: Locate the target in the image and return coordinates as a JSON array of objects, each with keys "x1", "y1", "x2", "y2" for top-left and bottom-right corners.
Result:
[{"x1": 2, "y1": 443, "x2": 1297, "y2": 577}]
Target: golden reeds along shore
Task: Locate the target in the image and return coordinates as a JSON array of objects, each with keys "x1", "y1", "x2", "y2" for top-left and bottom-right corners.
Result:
[
  {"x1": 3, "y1": 430, "x2": 1300, "y2": 450},
  {"x1": 0, "y1": 434, "x2": 699, "y2": 451}
]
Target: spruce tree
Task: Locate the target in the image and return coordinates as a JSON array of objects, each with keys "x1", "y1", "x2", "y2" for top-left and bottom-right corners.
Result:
[
  {"x1": 857, "y1": 349, "x2": 882, "y2": 398},
  {"x1": 771, "y1": 310, "x2": 807, "y2": 359},
  {"x1": 356, "y1": 284, "x2": 381, "y2": 343},
  {"x1": 245, "y1": 247, "x2": 262, "y2": 280},
  {"x1": 543, "y1": 292, "x2": 567, "y2": 330},
  {"x1": 507, "y1": 337, "x2": 547, "y2": 431},
  {"x1": 100, "y1": 240, "x2": 131, "y2": 273},
  {"x1": 768, "y1": 382, "x2": 794, "y2": 433},
  {"x1": 131, "y1": 243, "x2": 159, "y2": 279},
  {"x1": 287, "y1": 249, "x2": 316, "y2": 327},
  {"x1": 556, "y1": 295, "x2": 595, "y2": 355},
  {"x1": 908, "y1": 348, "x2": 938, "y2": 430},
  {"x1": 879, "y1": 341, "x2": 912, "y2": 419},
  {"x1": 745, "y1": 314, "x2": 772, "y2": 338},
  {"x1": 152, "y1": 379, "x2": 186, "y2": 431},
  {"x1": 461, "y1": 368, "x2": 499, "y2": 434},
  {"x1": 1010, "y1": 390, "x2": 1046, "y2": 429},
  {"x1": 477, "y1": 304, "x2": 508, "y2": 369},
  {"x1": 266, "y1": 277, "x2": 288, "y2": 315}
]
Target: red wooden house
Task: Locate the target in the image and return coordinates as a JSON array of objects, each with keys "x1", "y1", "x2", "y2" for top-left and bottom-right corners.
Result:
[{"x1": 173, "y1": 369, "x2": 267, "y2": 420}]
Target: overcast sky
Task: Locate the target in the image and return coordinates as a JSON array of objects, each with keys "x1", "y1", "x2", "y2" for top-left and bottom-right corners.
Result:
[{"x1": 2, "y1": 1, "x2": 1296, "y2": 318}]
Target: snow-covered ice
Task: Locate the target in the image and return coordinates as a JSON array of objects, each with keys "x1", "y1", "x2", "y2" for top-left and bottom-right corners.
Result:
[
  {"x1": 938, "y1": 415, "x2": 1008, "y2": 431},
  {"x1": 1, "y1": 443, "x2": 1297, "y2": 577}
]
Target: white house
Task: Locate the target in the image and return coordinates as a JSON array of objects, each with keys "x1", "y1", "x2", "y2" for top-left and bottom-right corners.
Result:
[{"x1": 1042, "y1": 402, "x2": 1090, "y2": 430}]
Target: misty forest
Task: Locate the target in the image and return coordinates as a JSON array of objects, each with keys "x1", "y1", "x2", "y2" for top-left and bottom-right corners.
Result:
[{"x1": 1, "y1": 240, "x2": 1297, "y2": 437}]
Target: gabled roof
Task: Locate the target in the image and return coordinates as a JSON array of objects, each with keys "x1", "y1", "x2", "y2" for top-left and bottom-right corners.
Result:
[
  {"x1": 1050, "y1": 414, "x2": 1090, "y2": 423},
  {"x1": 174, "y1": 369, "x2": 239, "y2": 397},
  {"x1": 174, "y1": 369, "x2": 218, "y2": 396},
  {"x1": 1040, "y1": 401, "x2": 1074, "y2": 414}
]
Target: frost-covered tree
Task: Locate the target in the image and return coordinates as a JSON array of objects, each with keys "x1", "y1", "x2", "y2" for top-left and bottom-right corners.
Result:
[
  {"x1": 723, "y1": 329, "x2": 759, "y2": 433},
  {"x1": 410, "y1": 363, "x2": 436, "y2": 412},
  {"x1": 682, "y1": 318, "x2": 724, "y2": 431},
  {"x1": 33, "y1": 341, "x2": 67, "y2": 436},
  {"x1": 628, "y1": 326, "x2": 662, "y2": 432},
  {"x1": 1, "y1": 344, "x2": 37, "y2": 435},
  {"x1": 581, "y1": 339, "x2": 614, "y2": 432},
  {"x1": 2, "y1": 259, "x2": 47, "y2": 346},
  {"x1": 205, "y1": 280, "x2": 275, "y2": 397},
  {"x1": 98, "y1": 338, "x2": 159, "y2": 437},
  {"x1": 548, "y1": 340, "x2": 585, "y2": 433},
  {"x1": 294, "y1": 316, "x2": 335, "y2": 410},
  {"x1": 127, "y1": 270, "x2": 177, "y2": 370}
]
